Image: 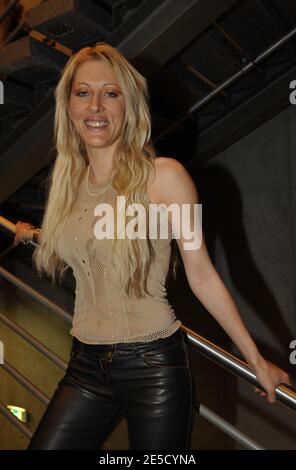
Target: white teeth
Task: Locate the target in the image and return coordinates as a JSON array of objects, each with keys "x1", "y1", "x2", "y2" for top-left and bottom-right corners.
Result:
[{"x1": 85, "y1": 120, "x2": 108, "y2": 128}]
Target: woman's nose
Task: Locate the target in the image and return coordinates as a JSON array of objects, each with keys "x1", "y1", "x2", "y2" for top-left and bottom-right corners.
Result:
[{"x1": 89, "y1": 95, "x2": 104, "y2": 112}]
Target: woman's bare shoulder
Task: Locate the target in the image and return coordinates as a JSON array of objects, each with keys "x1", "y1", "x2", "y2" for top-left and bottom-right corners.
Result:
[{"x1": 147, "y1": 156, "x2": 189, "y2": 203}]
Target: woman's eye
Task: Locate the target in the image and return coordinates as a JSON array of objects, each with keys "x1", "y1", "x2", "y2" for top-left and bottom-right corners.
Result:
[
  {"x1": 76, "y1": 91, "x2": 88, "y2": 97},
  {"x1": 105, "y1": 91, "x2": 118, "y2": 98}
]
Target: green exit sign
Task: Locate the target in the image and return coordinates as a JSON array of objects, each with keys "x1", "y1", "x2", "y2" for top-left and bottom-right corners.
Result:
[{"x1": 7, "y1": 405, "x2": 27, "y2": 423}]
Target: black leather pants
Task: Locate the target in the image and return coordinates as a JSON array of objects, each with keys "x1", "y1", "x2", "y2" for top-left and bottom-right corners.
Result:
[{"x1": 27, "y1": 328, "x2": 195, "y2": 450}]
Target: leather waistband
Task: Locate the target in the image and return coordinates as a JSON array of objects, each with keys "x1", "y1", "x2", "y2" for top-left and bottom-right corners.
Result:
[{"x1": 72, "y1": 328, "x2": 184, "y2": 354}]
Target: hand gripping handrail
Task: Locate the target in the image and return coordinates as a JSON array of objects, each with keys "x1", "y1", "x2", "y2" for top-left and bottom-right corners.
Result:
[{"x1": 183, "y1": 325, "x2": 296, "y2": 411}]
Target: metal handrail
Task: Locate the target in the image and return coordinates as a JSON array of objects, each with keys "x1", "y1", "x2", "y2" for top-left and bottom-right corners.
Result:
[
  {"x1": 0, "y1": 215, "x2": 38, "y2": 248},
  {"x1": 1, "y1": 214, "x2": 296, "y2": 449},
  {"x1": 0, "y1": 311, "x2": 67, "y2": 370},
  {"x1": 1, "y1": 215, "x2": 296, "y2": 410},
  {"x1": 155, "y1": 25, "x2": 296, "y2": 143},
  {"x1": 0, "y1": 265, "x2": 72, "y2": 324},
  {"x1": 198, "y1": 404, "x2": 264, "y2": 450},
  {"x1": 1, "y1": 359, "x2": 49, "y2": 405},
  {"x1": 183, "y1": 326, "x2": 296, "y2": 412}
]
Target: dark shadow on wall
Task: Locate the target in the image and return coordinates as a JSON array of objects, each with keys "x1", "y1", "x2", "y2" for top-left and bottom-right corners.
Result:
[
  {"x1": 187, "y1": 163, "x2": 294, "y2": 376},
  {"x1": 165, "y1": 159, "x2": 295, "y2": 448}
]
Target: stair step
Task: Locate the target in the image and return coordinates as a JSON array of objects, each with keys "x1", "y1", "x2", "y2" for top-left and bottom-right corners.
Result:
[
  {"x1": 0, "y1": 112, "x2": 30, "y2": 140},
  {"x1": 0, "y1": 35, "x2": 67, "y2": 74},
  {"x1": 24, "y1": 0, "x2": 112, "y2": 48},
  {"x1": 8, "y1": 67, "x2": 60, "y2": 90},
  {"x1": 0, "y1": 80, "x2": 35, "y2": 113}
]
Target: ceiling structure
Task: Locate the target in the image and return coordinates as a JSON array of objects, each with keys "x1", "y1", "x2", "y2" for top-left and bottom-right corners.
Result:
[{"x1": 0, "y1": 0, "x2": 296, "y2": 232}]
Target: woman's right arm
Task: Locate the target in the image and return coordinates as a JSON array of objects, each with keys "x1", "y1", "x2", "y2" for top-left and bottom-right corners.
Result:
[{"x1": 13, "y1": 221, "x2": 41, "y2": 247}]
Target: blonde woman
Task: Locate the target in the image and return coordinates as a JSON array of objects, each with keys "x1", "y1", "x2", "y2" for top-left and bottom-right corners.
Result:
[{"x1": 14, "y1": 43, "x2": 290, "y2": 450}]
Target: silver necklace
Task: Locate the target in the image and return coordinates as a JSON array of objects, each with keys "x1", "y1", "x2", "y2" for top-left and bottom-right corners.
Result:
[{"x1": 86, "y1": 164, "x2": 112, "y2": 197}]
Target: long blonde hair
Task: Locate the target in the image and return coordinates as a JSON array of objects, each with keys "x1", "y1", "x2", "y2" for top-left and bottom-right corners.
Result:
[{"x1": 33, "y1": 42, "x2": 178, "y2": 299}]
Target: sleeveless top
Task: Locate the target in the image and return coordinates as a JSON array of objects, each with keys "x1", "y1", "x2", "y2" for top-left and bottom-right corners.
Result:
[{"x1": 57, "y1": 165, "x2": 182, "y2": 344}]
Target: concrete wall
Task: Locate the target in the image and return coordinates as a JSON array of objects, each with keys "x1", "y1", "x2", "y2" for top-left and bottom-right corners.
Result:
[{"x1": 187, "y1": 104, "x2": 296, "y2": 449}]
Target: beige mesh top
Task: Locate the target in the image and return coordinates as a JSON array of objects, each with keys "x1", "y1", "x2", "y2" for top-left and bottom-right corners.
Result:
[{"x1": 57, "y1": 165, "x2": 182, "y2": 344}]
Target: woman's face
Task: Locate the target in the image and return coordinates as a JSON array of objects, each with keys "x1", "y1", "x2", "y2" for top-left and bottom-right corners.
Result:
[{"x1": 68, "y1": 58, "x2": 125, "y2": 153}]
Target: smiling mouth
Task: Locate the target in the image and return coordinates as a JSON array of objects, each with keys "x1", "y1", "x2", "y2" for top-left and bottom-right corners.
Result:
[{"x1": 84, "y1": 120, "x2": 109, "y2": 131}]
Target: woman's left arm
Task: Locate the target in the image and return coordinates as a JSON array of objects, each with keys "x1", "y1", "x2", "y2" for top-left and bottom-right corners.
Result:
[{"x1": 154, "y1": 157, "x2": 291, "y2": 403}]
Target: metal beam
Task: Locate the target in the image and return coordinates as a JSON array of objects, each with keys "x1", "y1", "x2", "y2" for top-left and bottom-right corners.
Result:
[
  {"x1": 0, "y1": 0, "x2": 239, "y2": 202},
  {"x1": 110, "y1": 0, "x2": 239, "y2": 76},
  {"x1": 191, "y1": 60, "x2": 296, "y2": 166},
  {"x1": 154, "y1": 25, "x2": 296, "y2": 165}
]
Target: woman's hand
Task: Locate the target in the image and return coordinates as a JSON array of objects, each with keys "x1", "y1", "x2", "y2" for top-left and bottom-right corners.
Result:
[
  {"x1": 252, "y1": 356, "x2": 292, "y2": 404},
  {"x1": 13, "y1": 221, "x2": 35, "y2": 247}
]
